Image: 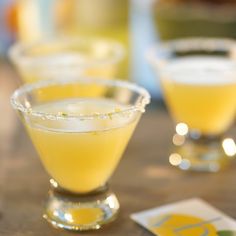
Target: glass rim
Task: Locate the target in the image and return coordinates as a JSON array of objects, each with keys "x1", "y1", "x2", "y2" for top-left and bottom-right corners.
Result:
[
  {"x1": 9, "y1": 36, "x2": 125, "y2": 68},
  {"x1": 147, "y1": 37, "x2": 236, "y2": 65},
  {"x1": 11, "y1": 77, "x2": 151, "y2": 120}
]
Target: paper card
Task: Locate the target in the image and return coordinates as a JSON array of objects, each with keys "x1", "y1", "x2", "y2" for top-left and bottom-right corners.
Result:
[{"x1": 131, "y1": 198, "x2": 236, "y2": 235}]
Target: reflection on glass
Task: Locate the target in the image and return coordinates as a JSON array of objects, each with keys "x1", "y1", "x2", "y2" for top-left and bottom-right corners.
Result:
[
  {"x1": 148, "y1": 38, "x2": 236, "y2": 172},
  {"x1": 11, "y1": 77, "x2": 150, "y2": 231}
]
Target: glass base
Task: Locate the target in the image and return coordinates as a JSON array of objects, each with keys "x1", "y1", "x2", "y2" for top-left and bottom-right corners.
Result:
[
  {"x1": 170, "y1": 132, "x2": 234, "y2": 172},
  {"x1": 43, "y1": 182, "x2": 119, "y2": 231}
]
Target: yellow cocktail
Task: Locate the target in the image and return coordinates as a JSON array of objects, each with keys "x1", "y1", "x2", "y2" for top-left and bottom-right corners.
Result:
[
  {"x1": 148, "y1": 38, "x2": 236, "y2": 172},
  {"x1": 11, "y1": 77, "x2": 150, "y2": 231},
  {"x1": 27, "y1": 98, "x2": 138, "y2": 193},
  {"x1": 161, "y1": 56, "x2": 236, "y2": 135}
]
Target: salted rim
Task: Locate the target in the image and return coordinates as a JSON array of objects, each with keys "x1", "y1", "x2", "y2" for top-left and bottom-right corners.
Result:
[
  {"x1": 9, "y1": 37, "x2": 125, "y2": 69},
  {"x1": 147, "y1": 37, "x2": 236, "y2": 66},
  {"x1": 11, "y1": 77, "x2": 151, "y2": 120}
]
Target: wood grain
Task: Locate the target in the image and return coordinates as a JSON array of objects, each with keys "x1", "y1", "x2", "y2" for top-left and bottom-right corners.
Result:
[{"x1": 0, "y1": 63, "x2": 236, "y2": 236}]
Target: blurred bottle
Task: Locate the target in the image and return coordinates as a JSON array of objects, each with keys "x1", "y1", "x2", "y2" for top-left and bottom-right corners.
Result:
[
  {"x1": 17, "y1": 0, "x2": 130, "y2": 78},
  {"x1": 130, "y1": 0, "x2": 160, "y2": 98}
]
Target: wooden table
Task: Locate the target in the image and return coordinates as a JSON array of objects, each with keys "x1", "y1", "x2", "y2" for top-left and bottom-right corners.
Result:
[{"x1": 0, "y1": 62, "x2": 236, "y2": 235}]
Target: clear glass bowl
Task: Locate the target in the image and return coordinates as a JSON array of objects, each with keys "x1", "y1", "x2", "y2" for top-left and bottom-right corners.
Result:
[
  {"x1": 11, "y1": 76, "x2": 150, "y2": 231},
  {"x1": 147, "y1": 38, "x2": 236, "y2": 172}
]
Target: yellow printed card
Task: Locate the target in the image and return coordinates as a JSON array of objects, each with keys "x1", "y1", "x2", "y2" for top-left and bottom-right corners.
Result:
[{"x1": 131, "y1": 198, "x2": 236, "y2": 236}]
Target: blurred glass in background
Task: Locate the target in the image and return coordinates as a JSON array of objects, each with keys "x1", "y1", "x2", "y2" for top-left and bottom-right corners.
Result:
[{"x1": 9, "y1": 37, "x2": 124, "y2": 84}]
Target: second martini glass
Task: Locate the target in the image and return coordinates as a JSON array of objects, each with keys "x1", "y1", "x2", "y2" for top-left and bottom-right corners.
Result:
[{"x1": 148, "y1": 38, "x2": 236, "y2": 172}]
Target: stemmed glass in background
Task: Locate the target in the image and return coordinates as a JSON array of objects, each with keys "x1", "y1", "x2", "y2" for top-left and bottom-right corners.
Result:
[{"x1": 148, "y1": 38, "x2": 236, "y2": 172}]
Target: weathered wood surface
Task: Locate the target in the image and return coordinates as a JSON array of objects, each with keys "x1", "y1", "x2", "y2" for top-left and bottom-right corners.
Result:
[{"x1": 0, "y1": 62, "x2": 236, "y2": 235}]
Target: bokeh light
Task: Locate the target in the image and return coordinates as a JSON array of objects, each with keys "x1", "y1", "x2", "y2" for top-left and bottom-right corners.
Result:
[
  {"x1": 175, "y1": 123, "x2": 188, "y2": 136},
  {"x1": 172, "y1": 134, "x2": 185, "y2": 146},
  {"x1": 222, "y1": 138, "x2": 236, "y2": 157},
  {"x1": 169, "y1": 153, "x2": 182, "y2": 166}
]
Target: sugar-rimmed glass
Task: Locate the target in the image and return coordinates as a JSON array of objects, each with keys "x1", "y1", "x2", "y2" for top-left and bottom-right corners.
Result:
[
  {"x1": 147, "y1": 38, "x2": 236, "y2": 172},
  {"x1": 9, "y1": 37, "x2": 125, "y2": 83},
  {"x1": 11, "y1": 77, "x2": 150, "y2": 231}
]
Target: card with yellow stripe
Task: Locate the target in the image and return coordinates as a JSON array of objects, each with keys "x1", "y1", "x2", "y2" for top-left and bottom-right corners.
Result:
[{"x1": 131, "y1": 198, "x2": 236, "y2": 236}]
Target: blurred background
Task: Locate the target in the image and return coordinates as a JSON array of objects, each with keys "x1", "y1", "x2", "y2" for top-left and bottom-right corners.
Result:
[
  {"x1": 1, "y1": 1, "x2": 236, "y2": 233},
  {"x1": 1, "y1": 0, "x2": 236, "y2": 96}
]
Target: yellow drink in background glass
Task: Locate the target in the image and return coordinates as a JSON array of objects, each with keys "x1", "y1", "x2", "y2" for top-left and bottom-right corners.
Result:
[
  {"x1": 9, "y1": 37, "x2": 124, "y2": 85},
  {"x1": 27, "y1": 98, "x2": 138, "y2": 193},
  {"x1": 161, "y1": 56, "x2": 236, "y2": 135},
  {"x1": 9, "y1": 38, "x2": 124, "y2": 101},
  {"x1": 148, "y1": 38, "x2": 236, "y2": 172}
]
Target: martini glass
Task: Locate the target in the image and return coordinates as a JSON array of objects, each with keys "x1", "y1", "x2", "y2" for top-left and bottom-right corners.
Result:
[
  {"x1": 9, "y1": 37, "x2": 124, "y2": 83},
  {"x1": 148, "y1": 38, "x2": 236, "y2": 172},
  {"x1": 11, "y1": 77, "x2": 150, "y2": 231}
]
